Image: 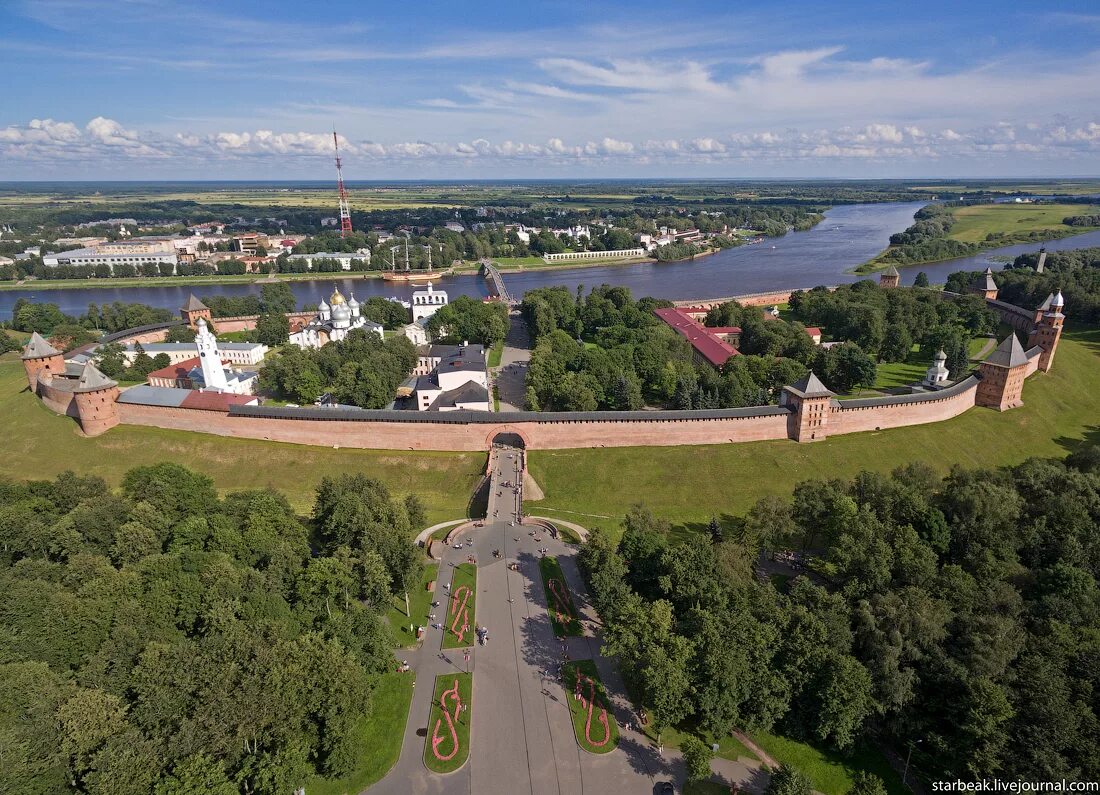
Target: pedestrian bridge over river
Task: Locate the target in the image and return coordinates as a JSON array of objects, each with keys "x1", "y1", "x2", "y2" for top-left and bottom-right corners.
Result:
[{"x1": 481, "y1": 261, "x2": 515, "y2": 305}]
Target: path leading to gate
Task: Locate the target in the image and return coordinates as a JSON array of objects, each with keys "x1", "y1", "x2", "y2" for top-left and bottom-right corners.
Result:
[
  {"x1": 368, "y1": 445, "x2": 768, "y2": 794},
  {"x1": 493, "y1": 311, "x2": 532, "y2": 412}
]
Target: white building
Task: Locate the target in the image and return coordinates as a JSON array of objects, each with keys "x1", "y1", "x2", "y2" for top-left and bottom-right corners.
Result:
[
  {"x1": 402, "y1": 318, "x2": 431, "y2": 345},
  {"x1": 117, "y1": 340, "x2": 267, "y2": 366},
  {"x1": 42, "y1": 239, "x2": 178, "y2": 273},
  {"x1": 924, "y1": 350, "x2": 951, "y2": 388},
  {"x1": 288, "y1": 287, "x2": 383, "y2": 349},
  {"x1": 411, "y1": 282, "x2": 448, "y2": 322},
  {"x1": 411, "y1": 343, "x2": 490, "y2": 411},
  {"x1": 286, "y1": 251, "x2": 370, "y2": 271}
]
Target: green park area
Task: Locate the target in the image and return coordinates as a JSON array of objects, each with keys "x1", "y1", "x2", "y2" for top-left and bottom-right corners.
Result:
[
  {"x1": 539, "y1": 556, "x2": 584, "y2": 636},
  {"x1": 562, "y1": 660, "x2": 619, "y2": 753},
  {"x1": 423, "y1": 672, "x2": 473, "y2": 774},
  {"x1": 387, "y1": 563, "x2": 439, "y2": 646},
  {"x1": 0, "y1": 358, "x2": 484, "y2": 523},
  {"x1": 752, "y1": 732, "x2": 907, "y2": 795},
  {"x1": 306, "y1": 672, "x2": 414, "y2": 795},
  {"x1": 441, "y1": 563, "x2": 478, "y2": 650},
  {"x1": 947, "y1": 202, "x2": 1099, "y2": 244},
  {"x1": 526, "y1": 328, "x2": 1100, "y2": 536}
]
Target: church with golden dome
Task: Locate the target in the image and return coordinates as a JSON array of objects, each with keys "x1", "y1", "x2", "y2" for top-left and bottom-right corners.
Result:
[{"x1": 288, "y1": 287, "x2": 384, "y2": 350}]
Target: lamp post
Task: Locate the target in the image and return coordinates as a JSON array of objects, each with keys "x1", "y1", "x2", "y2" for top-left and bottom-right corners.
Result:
[{"x1": 903, "y1": 739, "x2": 922, "y2": 787}]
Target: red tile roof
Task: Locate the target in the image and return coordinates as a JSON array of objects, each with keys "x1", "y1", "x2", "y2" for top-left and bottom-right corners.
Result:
[
  {"x1": 708, "y1": 326, "x2": 742, "y2": 335},
  {"x1": 147, "y1": 356, "x2": 201, "y2": 382},
  {"x1": 653, "y1": 307, "x2": 739, "y2": 367},
  {"x1": 180, "y1": 391, "x2": 257, "y2": 412},
  {"x1": 804, "y1": 327, "x2": 822, "y2": 337}
]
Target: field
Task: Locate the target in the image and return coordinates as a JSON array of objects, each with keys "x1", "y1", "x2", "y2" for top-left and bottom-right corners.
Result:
[
  {"x1": 538, "y1": 556, "x2": 584, "y2": 636},
  {"x1": 0, "y1": 359, "x2": 484, "y2": 522},
  {"x1": 948, "y1": 202, "x2": 1099, "y2": 244},
  {"x1": 752, "y1": 731, "x2": 907, "y2": 795},
  {"x1": 562, "y1": 660, "x2": 619, "y2": 753},
  {"x1": 441, "y1": 563, "x2": 478, "y2": 650},
  {"x1": 387, "y1": 563, "x2": 439, "y2": 646},
  {"x1": 526, "y1": 328, "x2": 1100, "y2": 538},
  {"x1": 305, "y1": 672, "x2": 413, "y2": 795},
  {"x1": 423, "y1": 672, "x2": 473, "y2": 773}
]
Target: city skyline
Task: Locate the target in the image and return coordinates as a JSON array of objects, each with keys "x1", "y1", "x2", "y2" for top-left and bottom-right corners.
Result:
[{"x1": 3, "y1": 0, "x2": 1100, "y2": 179}]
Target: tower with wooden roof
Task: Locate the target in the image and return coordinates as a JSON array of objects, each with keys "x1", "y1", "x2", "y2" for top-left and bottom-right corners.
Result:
[
  {"x1": 975, "y1": 335, "x2": 1029, "y2": 411},
  {"x1": 72, "y1": 361, "x2": 120, "y2": 436},
  {"x1": 20, "y1": 332, "x2": 65, "y2": 391},
  {"x1": 780, "y1": 371, "x2": 836, "y2": 442}
]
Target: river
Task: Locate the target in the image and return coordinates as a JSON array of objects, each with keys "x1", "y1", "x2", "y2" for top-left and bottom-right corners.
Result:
[{"x1": 4, "y1": 201, "x2": 1100, "y2": 320}]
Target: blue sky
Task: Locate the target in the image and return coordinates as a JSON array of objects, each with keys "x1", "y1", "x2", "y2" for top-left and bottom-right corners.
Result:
[{"x1": 2, "y1": 0, "x2": 1100, "y2": 179}]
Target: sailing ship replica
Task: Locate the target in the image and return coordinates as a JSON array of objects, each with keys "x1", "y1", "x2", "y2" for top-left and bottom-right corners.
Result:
[{"x1": 381, "y1": 236, "x2": 445, "y2": 282}]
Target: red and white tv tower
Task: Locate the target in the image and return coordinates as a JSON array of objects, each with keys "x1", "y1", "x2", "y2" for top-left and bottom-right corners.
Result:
[{"x1": 333, "y1": 130, "x2": 353, "y2": 237}]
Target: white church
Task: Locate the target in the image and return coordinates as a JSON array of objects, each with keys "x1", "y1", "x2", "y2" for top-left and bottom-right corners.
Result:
[{"x1": 289, "y1": 287, "x2": 384, "y2": 350}]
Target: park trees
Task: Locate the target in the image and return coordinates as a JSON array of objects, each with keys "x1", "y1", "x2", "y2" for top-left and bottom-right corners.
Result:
[
  {"x1": 0, "y1": 465, "x2": 400, "y2": 794},
  {"x1": 576, "y1": 446, "x2": 1100, "y2": 783}
]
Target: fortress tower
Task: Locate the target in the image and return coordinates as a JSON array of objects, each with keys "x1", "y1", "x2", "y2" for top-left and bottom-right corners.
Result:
[
  {"x1": 879, "y1": 265, "x2": 900, "y2": 289},
  {"x1": 180, "y1": 294, "x2": 212, "y2": 328},
  {"x1": 21, "y1": 332, "x2": 65, "y2": 391},
  {"x1": 975, "y1": 335, "x2": 1029, "y2": 411},
  {"x1": 72, "y1": 361, "x2": 120, "y2": 437},
  {"x1": 1027, "y1": 290, "x2": 1065, "y2": 373},
  {"x1": 780, "y1": 371, "x2": 835, "y2": 442},
  {"x1": 971, "y1": 267, "x2": 999, "y2": 301}
]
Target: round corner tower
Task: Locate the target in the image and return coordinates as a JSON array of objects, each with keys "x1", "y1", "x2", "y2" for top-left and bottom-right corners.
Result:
[
  {"x1": 72, "y1": 361, "x2": 120, "y2": 437},
  {"x1": 20, "y1": 332, "x2": 65, "y2": 392}
]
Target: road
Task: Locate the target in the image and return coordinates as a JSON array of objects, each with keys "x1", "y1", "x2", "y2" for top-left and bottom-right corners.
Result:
[{"x1": 368, "y1": 446, "x2": 765, "y2": 794}]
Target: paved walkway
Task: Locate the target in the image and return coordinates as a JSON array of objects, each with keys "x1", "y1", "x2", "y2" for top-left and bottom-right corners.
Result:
[
  {"x1": 494, "y1": 312, "x2": 532, "y2": 412},
  {"x1": 368, "y1": 446, "x2": 768, "y2": 794}
]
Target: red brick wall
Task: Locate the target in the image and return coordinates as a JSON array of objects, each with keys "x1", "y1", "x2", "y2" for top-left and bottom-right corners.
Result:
[
  {"x1": 37, "y1": 377, "x2": 78, "y2": 417},
  {"x1": 830, "y1": 383, "x2": 978, "y2": 435}
]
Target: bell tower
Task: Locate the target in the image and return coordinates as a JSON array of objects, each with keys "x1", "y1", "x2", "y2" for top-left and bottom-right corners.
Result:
[
  {"x1": 195, "y1": 318, "x2": 228, "y2": 391},
  {"x1": 1027, "y1": 290, "x2": 1064, "y2": 373}
]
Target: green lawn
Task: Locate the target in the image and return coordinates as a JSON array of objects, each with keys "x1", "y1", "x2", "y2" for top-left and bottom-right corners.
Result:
[
  {"x1": 639, "y1": 721, "x2": 760, "y2": 765},
  {"x1": 305, "y1": 672, "x2": 413, "y2": 795},
  {"x1": 752, "y1": 732, "x2": 906, "y2": 795},
  {"x1": 562, "y1": 660, "x2": 619, "y2": 753},
  {"x1": 422, "y1": 672, "x2": 473, "y2": 774},
  {"x1": 948, "y1": 203, "x2": 1099, "y2": 244},
  {"x1": 488, "y1": 339, "x2": 504, "y2": 368},
  {"x1": 527, "y1": 328, "x2": 1100, "y2": 538},
  {"x1": 387, "y1": 564, "x2": 439, "y2": 647},
  {"x1": 441, "y1": 563, "x2": 477, "y2": 650},
  {"x1": 0, "y1": 359, "x2": 484, "y2": 522},
  {"x1": 539, "y1": 556, "x2": 584, "y2": 636}
]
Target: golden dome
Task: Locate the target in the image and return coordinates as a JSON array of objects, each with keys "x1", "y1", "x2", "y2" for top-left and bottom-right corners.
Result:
[{"x1": 329, "y1": 288, "x2": 347, "y2": 305}]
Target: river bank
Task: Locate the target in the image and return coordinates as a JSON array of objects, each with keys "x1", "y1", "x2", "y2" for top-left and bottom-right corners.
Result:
[{"x1": 854, "y1": 226, "x2": 1100, "y2": 274}]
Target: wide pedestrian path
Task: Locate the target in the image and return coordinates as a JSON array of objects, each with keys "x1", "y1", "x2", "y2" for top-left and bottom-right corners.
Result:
[{"x1": 367, "y1": 446, "x2": 767, "y2": 794}]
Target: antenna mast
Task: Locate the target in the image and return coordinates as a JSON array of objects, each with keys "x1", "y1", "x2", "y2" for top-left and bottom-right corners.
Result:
[{"x1": 333, "y1": 130, "x2": 353, "y2": 238}]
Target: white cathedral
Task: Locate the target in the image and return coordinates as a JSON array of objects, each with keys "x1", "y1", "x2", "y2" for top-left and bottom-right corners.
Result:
[{"x1": 288, "y1": 287, "x2": 384, "y2": 350}]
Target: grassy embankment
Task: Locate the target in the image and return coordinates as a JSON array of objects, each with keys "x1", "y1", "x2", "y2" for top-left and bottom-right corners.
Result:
[
  {"x1": 562, "y1": 660, "x2": 619, "y2": 754},
  {"x1": 0, "y1": 357, "x2": 484, "y2": 522},
  {"x1": 538, "y1": 556, "x2": 584, "y2": 636},
  {"x1": 422, "y1": 672, "x2": 473, "y2": 774},
  {"x1": 305, "y1": 672, "x2": 414, "y2": 795},
  {"x1": 441, "y1": 563, "x2": 477, "y2": 650},
  {"x1": 857, "y1": 202, "x2": 1100, "y2": 273},
  {"x1": 526, "y1": 327, "x2": 1100, "y2": 538}
]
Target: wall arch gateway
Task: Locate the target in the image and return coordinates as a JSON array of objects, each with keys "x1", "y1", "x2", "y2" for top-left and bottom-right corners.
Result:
[{"x1": 488, "y1": 427, "x2": 529, "y2": 449}]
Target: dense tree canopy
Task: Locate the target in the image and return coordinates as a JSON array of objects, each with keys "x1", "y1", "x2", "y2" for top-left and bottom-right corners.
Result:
[
  {"x1": 259, "y1": 328, "x2": 416, "y2": 407},
  {"x1": 579, "y1": 449, "x2": 1100, "y2": 782},
  {"x1": 0, "y1": 464, "x2": 419, "y2": 795}
]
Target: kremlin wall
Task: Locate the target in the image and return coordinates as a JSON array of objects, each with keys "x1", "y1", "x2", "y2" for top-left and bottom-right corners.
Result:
[{"x1": 19, "y1": 276, "x2": 1066, "y2": 451}]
